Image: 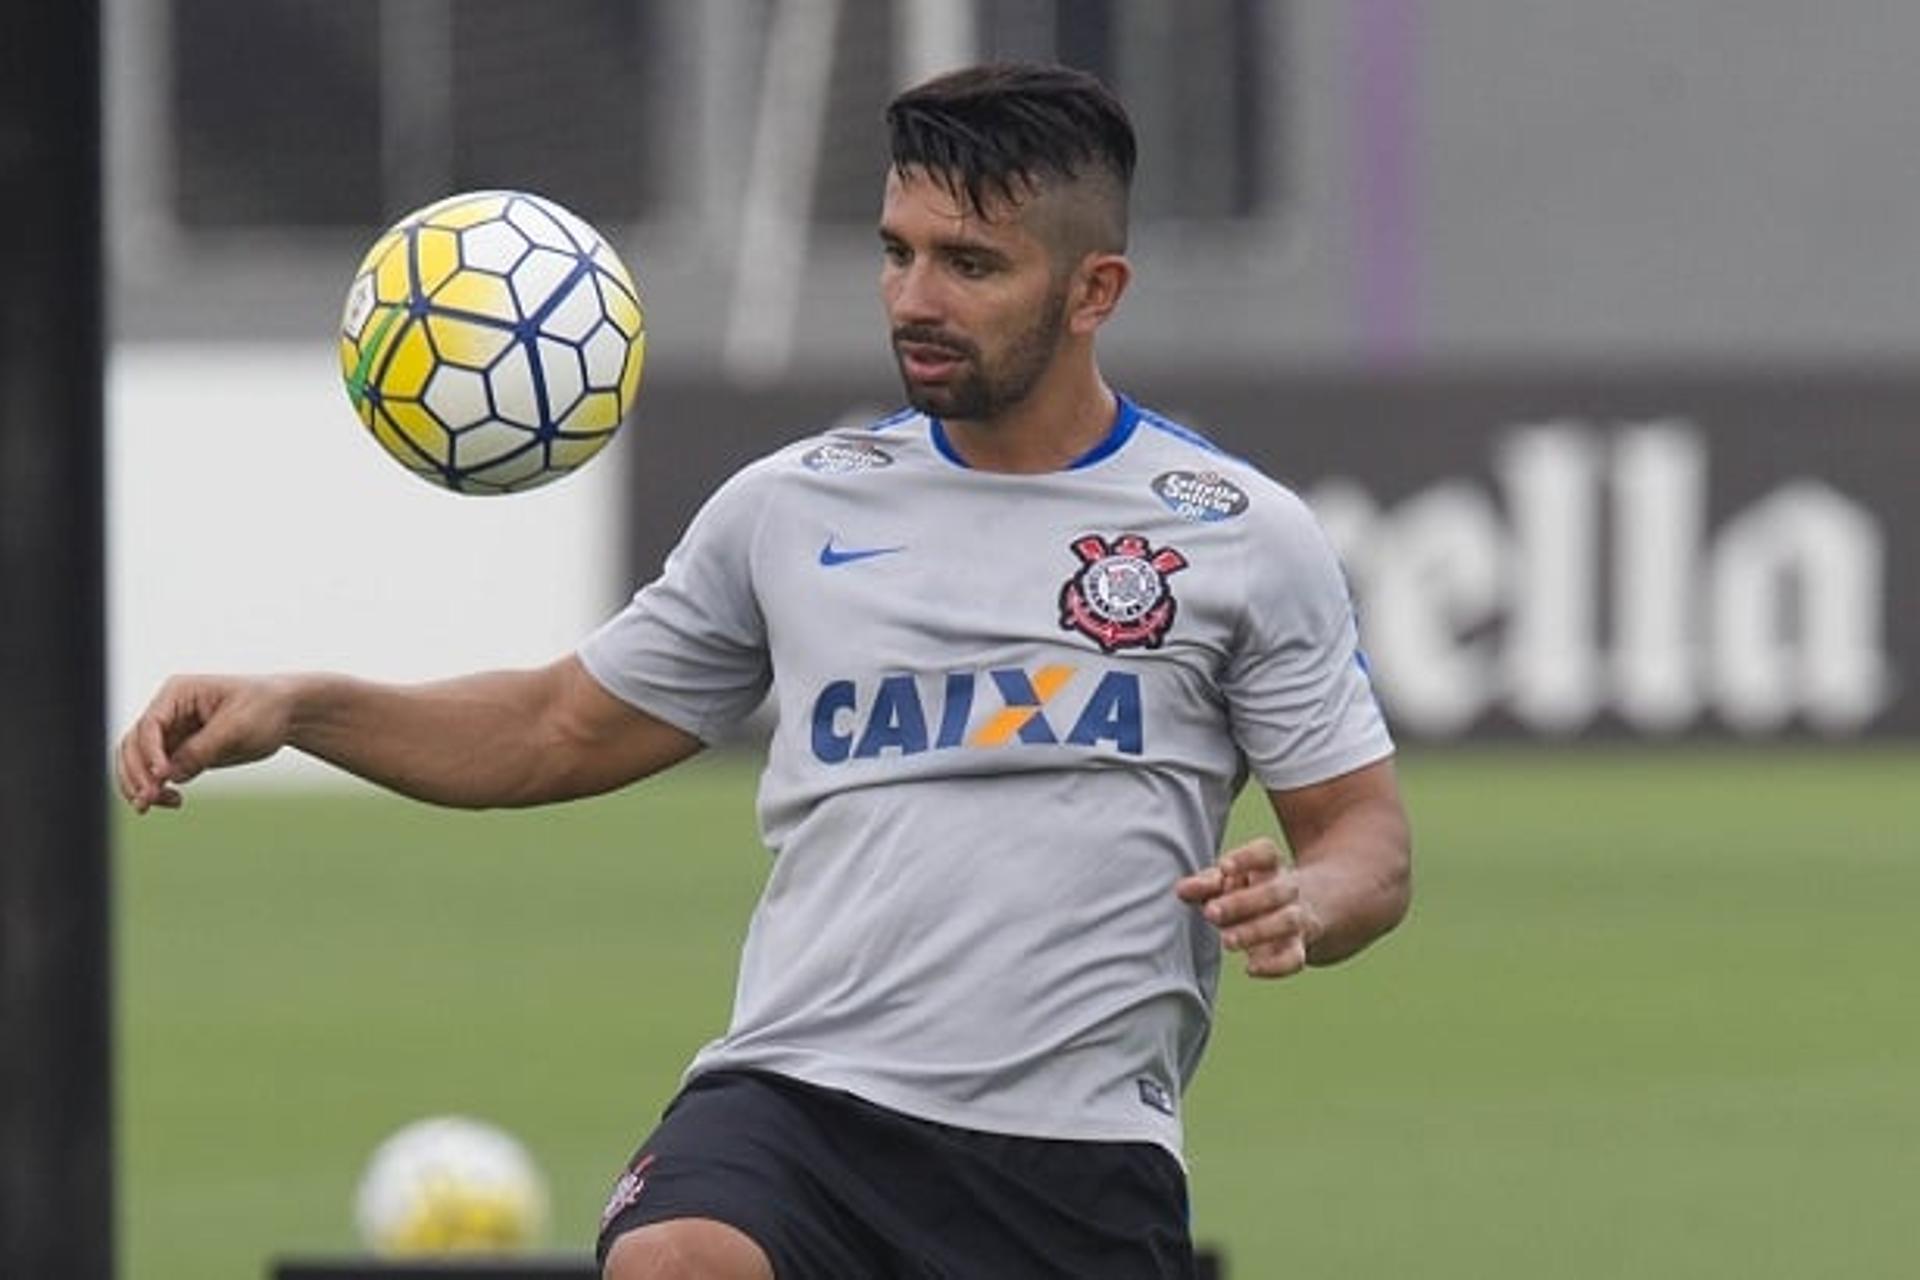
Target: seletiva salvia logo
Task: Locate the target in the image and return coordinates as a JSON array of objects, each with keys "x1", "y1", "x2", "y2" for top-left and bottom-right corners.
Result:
[{"x1": 1152, "y1": 470, "x2": 1249, "y2": 523}]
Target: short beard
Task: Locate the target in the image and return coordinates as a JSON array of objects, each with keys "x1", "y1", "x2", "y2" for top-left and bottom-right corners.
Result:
[{"x1": 896, "y1": 283, "x2": 1068, "y2": 423}]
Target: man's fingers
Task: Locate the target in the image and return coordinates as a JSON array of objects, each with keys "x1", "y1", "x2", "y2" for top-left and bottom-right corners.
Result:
[
  {"x1": 116, "y1": 679, "x2": 226, "y2": 812},
  {"x1": 131, "y1": 681, "x2": 202, "y2": 780},
  {"x1": 1216, "y1": 836, "x2": 1284, "y2": 878},
  {"x1": 1219, "y1": 903, "x2": 1309, "y2": 953},
  {"x1": 114, "y1": 730, "x2": 140, "y2": 800},
  {"x1": 1175, "y1": 837, "x2": 1286, "y2": 903},
  {"x1": 1202, "y1": 875, "x2": 1299, "y2": 928},
  {"x1": 1244, "y1": 937, "x2": 1308, "y2": 979},
  {"x1": 137, "y1": 711, "x2": 169, "y2": 775},
  {"x1": 168, "y1": 738, "x2": 207, "y2": 784},
  {"x1": 118, "y1": 721, "x2": 171, "y2": 812},
  {"x1": 115, "y1": 747, "x2": 144, "y2": 811},
  {"x1": 1173, "y1": 866, "x2": 1226, "y2": 903}
]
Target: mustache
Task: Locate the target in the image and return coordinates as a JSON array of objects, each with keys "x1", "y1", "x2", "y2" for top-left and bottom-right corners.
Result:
[{"x1": 891, "y1": 326, "x2": 977, "y2": 359}]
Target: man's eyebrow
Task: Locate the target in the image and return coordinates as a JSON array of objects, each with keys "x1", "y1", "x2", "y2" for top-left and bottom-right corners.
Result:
[
  {"x1": 937, "y1": 237, "x2": 1011, "y2": 261},
  {"x1": 879, "y1": 227, "x2": 1012, "y2": 258}
]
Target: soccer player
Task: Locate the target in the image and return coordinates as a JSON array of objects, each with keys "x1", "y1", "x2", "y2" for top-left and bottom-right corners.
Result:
[{"x1": 119, "y1": 63, "x2": 1411, "y2": 1280}]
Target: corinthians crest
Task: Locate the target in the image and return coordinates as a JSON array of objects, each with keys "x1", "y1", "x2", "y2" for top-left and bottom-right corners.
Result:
[{"x1": 1060, "y1": 533, "x2": 1189, "y2": 652}]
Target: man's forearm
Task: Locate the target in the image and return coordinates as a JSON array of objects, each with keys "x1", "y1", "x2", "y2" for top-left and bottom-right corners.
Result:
[
  {"x1": 285, "y1": 666, "x2": 581, "y2": 808},
  {"x1": 1294, "y1": 799, "x2": 1413, "y2": 966}
]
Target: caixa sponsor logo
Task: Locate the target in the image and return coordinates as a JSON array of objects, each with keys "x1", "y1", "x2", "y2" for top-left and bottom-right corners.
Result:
[
  {"x1": 811, "y1": 666, "x2": 1143, "y2": 762},
  {"x1": 1312, "y1": 424, "x2": 1894, "y2": 737}
]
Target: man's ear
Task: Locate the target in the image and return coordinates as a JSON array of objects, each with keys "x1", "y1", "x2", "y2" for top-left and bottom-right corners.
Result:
[{"x1": 1067, "y1": 253, "x2": 1133, "y2": 336}]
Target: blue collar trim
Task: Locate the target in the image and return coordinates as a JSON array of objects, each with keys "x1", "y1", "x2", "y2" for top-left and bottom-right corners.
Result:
[{"x1": 929, "y1": 394, "x2": 1140, "y2": 471}]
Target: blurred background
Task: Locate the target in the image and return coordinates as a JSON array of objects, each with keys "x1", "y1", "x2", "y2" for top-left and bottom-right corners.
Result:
[
  {"x1": 110, "y1": 0, "x2": 1917, "y2": 745},
  {"x1": 98, "y1": 0, "x2": 1919, "y2": 1276}
]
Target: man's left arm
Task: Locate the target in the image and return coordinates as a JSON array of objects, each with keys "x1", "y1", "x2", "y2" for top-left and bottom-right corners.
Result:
[{"x1": 1175, "y1": 758, "x2": 1412, "y2": 978}]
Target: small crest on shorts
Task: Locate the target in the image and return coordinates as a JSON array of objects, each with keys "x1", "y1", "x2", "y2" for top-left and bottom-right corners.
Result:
[
  {"x1": 1060, "y1": 533, "x2": 1189, "y2": 653},
  {"x1": 1152, "y1": 469, "x2": 1249, "y2": 523},
  {"x1": 802, "y1": 440, "x2": 895, "y2": 473},
  {"x1": 1136, "y1": 1078, "x2": 1176, "y2": 1117},
  {"x1": 600, "y1": 1152, "x2": 656, "y2": 1230}
]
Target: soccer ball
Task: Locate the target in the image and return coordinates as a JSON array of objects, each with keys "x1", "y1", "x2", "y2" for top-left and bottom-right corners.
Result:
[
  {"x1": 338, "y1": 190, "x2": 646, "y2": 493},
  {"x1": 353, "y1": 1115, "x2": 550, "y2": 1256}
]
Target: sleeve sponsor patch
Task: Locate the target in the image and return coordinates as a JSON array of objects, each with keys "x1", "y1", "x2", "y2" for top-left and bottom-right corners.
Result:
[
  {"x1": 802, "y1": 440, "x2": 895, "y2": 473},
  {"x1": 1152, "y1": 470, "x2": 1249, "y2": 522}
]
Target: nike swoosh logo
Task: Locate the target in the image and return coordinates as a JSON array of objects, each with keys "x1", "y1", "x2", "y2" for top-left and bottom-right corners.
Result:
[{"x1": 819, "y1": 538, "x2": 906, "y2": 567}]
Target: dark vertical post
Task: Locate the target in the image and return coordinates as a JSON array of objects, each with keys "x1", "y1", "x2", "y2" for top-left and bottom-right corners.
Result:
[{"x1": 0, "y1": 1, "x2": 112, "y2": 1278}]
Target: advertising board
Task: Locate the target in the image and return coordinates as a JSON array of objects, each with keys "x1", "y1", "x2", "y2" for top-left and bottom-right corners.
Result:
[{"x1": 622, "y1": 371, "x2": 1915, "y2": 740}]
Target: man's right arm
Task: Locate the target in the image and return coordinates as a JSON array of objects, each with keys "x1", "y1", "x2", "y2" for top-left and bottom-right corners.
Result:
[{"x1": 116, "y1": 656, "x2": 703, "y2": 814}]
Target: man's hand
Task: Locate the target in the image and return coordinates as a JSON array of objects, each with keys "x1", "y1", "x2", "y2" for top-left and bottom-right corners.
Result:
[
  {"x1": 1175, "y1": 837, "x2": 1321, "y2": 979},
  {"x1": 116, "y1": 675, "x2": 294, "y2": 813},
  {"x1": 1178, "y1": 760, "x2": 1412, "y2": 978}
]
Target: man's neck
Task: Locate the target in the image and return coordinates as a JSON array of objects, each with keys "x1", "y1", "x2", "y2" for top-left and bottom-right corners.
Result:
[{"x1": 938, "y1": 364, "x2": 1118, "y2": 474}]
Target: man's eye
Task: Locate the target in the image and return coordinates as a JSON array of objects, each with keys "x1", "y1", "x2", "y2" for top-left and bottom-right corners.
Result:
[
  {"x1": 882, "y1": 243, "x2": 910, "y2": 266},
  {"x1": 952, "y1": 256, "x2": 991, "y2": 278}
]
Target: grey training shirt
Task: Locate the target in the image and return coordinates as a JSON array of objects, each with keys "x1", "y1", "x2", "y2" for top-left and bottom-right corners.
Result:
[{"x1": 578, "y1": 396, "x2": 1392, "y2": 1159}]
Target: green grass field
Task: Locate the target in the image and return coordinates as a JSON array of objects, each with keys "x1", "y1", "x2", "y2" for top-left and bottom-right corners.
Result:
[{"x1": 118, "y1": 749, "x2": 1920, "y2": 1278}]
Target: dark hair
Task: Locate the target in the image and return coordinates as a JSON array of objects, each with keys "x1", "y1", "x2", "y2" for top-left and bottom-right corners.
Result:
[{"x1": 885, "y1": 63, "x2": 1136, "y2": 224}]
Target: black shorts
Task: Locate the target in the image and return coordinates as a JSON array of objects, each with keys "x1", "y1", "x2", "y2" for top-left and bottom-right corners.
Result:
[{"x1": 596, "y1": 1069, "x2": 1196, "y2": 1279}]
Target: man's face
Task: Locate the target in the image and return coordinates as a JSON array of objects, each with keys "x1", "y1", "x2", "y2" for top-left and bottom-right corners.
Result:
[{"x1": 878, "y1": 166, "x2": 1071, "y2": 423}]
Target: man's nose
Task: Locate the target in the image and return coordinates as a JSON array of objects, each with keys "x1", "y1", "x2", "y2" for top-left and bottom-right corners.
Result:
[{"x1": 887, "y1": 260, "x2": 945, "y2": 326}]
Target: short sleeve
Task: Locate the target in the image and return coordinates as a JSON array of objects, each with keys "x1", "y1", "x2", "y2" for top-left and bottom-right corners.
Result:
[
  {"x1": 1222, "y1": 489, "x2": 1394, "y2": 791},
  {"x1": 576, "y1": 466, "x2": 774, "y2": 742}
]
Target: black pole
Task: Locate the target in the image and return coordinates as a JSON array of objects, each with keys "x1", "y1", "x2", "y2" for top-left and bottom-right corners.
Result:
[{"x1": 0, "y1": 1, "x2": 112, "y2": 1278}]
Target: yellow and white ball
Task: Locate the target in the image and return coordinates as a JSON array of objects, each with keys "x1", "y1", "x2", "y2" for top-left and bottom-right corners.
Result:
[
  {"x1": 353, "y1": 1115, "x2": 549, "y2": 1255},
  {"x1": 339, "y1": 190, "x2": 645, "y2": 493}
]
